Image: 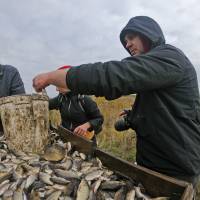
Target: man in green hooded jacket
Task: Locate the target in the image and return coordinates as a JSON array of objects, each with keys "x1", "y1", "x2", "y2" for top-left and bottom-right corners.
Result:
[{"x1": 33, "y1": 16, "x2": 200, "y2": 190}]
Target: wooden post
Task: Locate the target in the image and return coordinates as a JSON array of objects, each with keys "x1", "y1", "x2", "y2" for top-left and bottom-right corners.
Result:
[{"x1": 0, "y1": 94, "x2": 49, "y2": 153}]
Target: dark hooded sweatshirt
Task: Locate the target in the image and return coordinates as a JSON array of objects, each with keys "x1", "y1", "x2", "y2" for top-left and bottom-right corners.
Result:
[{"x1": 66, "y1": 16, "x2": 200, "y2": 177}]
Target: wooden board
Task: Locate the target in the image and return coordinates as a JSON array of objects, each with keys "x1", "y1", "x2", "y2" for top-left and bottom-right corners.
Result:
[
  {"x1": 57, "y1": 126, "x2": 193, "y2": 200},
  {"x1": 57, "y1": 126, "x2": 95, "y2": 155},
  {"x1": 95, "y1": 149, "x2": 193, "y2": 199}
]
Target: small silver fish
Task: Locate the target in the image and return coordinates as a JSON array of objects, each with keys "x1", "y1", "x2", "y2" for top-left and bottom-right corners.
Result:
[
  {"x1": 76, "y1": 179, "x2": 90, "y2": 200},
  {"x1": 52, "y1": 184, "x2": 68, "y2": 191},
  {"x1": 13, "y1": 187, "x2": 24, "y2": 200},
  {"x1": 39, "y1": 172, "x2": 53, "y2": 185},
  {"x1": 79, "y1": 153, "x2": 87, "y2": 160},
  {"x1": 72, "y1": 158, "x2": 83, "y2": 171},
  {"x1": 25, "y1": 174, "x2": 37, "y2": 189},
  {"x1": 50, "y1": 176, "x2": 70, "y2": 185},
  {"x1": 101, "y1": 181, "x2": 126, "y2": 190},
  {"x1": 63, "y1": 196, "x2": 73, "y2": 200},
  {"x1": 125, "y1": 189, "x2": 136, "y2": 200},
  {"x1": 0, "y1": 181, "x2": 10, "y2": 196},
  {"x1": 30, "y1": 189, "x2": 41, "y2": 200},
  {"x1": 135, "y1": 186, "x2": 151, "y2": 200},
  {"x1": 49, "y1": 159, "x2": 72, "y2": 170},
  {"x1": 85, "y1": 170, "x2": 104, "y2": 181},
  {"x1": 54, "y1": 169, "x2": 80, "y2": 180},
  {"x1": 92, "y1": 179, "x2": 102, "y2": 193},
  {"x1": 2, "y1": 189, "x2": 14, "y2": 199},
  {"x1": 0, "y1": 169, "x2": 12, "y2": 184},
  {"x1": 46, "y1": 190, "x2": 62, "y2": 200},
  {"x1": 114, "y1": 186, "x2": 127, "y2": 200},
  {"x1": 43, "y1": 144, "x2": 66, "y2": 162}
]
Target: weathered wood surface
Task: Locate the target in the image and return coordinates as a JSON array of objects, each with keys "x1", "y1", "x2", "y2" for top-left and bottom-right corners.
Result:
[
  {"x1": 0, "y1": 94, "x2": 49, "y2": 153},
  {"x1": 95, "y1": 149, "x2": 193, "y2": 199},
  {"x1": 180, "y1": 184, "x2": 194, "y2": 200},
  {"x1": 57, "y1": 126, "x2": 95, "y2": 155},
  {"x1": 57, "y1": 126, "x2": 193, "y2": 200}
]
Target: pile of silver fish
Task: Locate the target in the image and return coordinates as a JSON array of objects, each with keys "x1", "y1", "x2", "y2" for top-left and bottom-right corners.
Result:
[{"x1": 0, "y1": 133, "x2": 170, "y2": 200}]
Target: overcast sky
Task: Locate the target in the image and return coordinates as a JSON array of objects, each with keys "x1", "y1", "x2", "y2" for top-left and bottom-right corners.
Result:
[{"x1": 0, "y1": 0, "x2": 200, "y2": 97}]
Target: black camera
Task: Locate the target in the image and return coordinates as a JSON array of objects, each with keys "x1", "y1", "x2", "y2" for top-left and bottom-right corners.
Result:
[{"x1": 114, "y1": 110, "x2": 131, "y2": 131}]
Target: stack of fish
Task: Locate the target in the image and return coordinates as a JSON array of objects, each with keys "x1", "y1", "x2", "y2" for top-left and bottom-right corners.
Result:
[{"x1": 0, "y1": 134, "x2": 170, "y2": 200}]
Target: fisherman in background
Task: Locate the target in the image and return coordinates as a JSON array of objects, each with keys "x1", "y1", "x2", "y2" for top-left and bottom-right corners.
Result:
[
  {"x1": 49, "y1": 66, "x2": 104, "y2": 141},
  {"x1": 33, "y1": 16, "x2": 200, "y2": 198},
  {"x1": 0, "y1": 64, "x2": 25, "y2": 135}
]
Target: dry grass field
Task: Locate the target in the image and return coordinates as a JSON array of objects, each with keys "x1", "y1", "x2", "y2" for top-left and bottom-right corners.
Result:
[{"x1": 93, "y1": 95, "x2": 136, "y2": 161}]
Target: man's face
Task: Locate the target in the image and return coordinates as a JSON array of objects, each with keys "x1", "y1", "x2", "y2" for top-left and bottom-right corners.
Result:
[{"x1": 124, "y1": 33, "x2": 145, "y2": 56}]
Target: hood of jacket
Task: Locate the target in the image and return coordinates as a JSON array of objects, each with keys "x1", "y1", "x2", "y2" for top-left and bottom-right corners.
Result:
[{"x1": 120, "y1": 16, "x2": 165, "y2": 54}]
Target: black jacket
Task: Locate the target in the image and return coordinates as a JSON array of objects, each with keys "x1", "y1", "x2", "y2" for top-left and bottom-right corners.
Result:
[
  {"x1": 0, "y1": 65, "x2": 25, "y2": 132},
  {"x1": 66, "y1": 16, "x2": 200, "y2": 177},
  {"x1": 0, "y1": 65, "x2": 25, "y2": 97},
  {"x1": 49, "y1": 92, "x2": 103, "y2": 134}
]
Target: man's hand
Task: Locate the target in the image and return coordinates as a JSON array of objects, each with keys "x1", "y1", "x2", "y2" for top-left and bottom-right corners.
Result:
[
  {"x1": 73, "y1": 122, "x2": 91, "y2": 137},
  {"x1": 119, "y1": 110, "x2": 126, "y2": 116},
  {"x1": 33, "y1": 69, "x2": 70, "y2": 92},
  {"x1": 119, "y1": 109, "x2": 131, "y2": 116},
  {"x1": 33, "y1": 72, "x2": 51, "y2": 92}
]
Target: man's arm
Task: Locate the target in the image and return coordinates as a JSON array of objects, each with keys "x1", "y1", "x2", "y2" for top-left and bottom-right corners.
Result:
[
  {"x1": 66, "y1": 49, "x2": 184, "y2": 99},
  {"x1": 33, "y1": 70, "x2": 69, "y2": 92},
  {"x1": 33, "y1": 47, "x2": 184, "y2": 100}
]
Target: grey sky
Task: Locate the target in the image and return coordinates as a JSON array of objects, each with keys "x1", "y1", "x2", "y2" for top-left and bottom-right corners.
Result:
[{"x1": 0, "y1": 0, "x2": 200, "y2": 96}]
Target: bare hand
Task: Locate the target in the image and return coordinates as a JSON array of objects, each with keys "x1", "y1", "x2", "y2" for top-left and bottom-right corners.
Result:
[
  {"x1": 33, "y1": 73, "x2": 50, "y2": 92},
  {"x1": 33, "y1": 70, "x2": 70, "y2": 92},
  {"x1": 73, "y1": 122, "x2": 91, "y2": 138},
  {"x1": 119, "y1": 109, "x2": 131, "y2": 116},
  {"x1": 119, "y1": 110, "x2": 126, "y2": 116}
]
